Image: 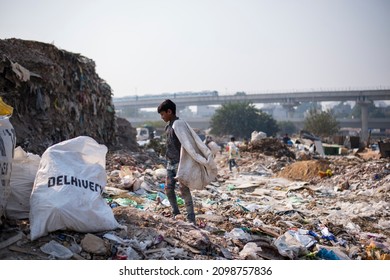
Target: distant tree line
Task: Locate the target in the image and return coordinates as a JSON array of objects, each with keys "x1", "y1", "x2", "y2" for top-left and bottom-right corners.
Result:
[
  {"x1": 332, "y1": 101, "x2": 390, "y2": 119},
  {"x1": 208, "y1": 101, "x2": 358, "y2": 139}
]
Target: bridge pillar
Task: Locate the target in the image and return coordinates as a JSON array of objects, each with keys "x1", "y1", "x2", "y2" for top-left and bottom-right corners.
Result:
[
  {"x1": 282, "y1": 105, "x2": 295, "y2": 118},
  {"x1": 357, "y1": 97, "x2": 370, "y2": 145},
  {"x1": 281, "y1": 98, "x2": 299, "y2": 119}
]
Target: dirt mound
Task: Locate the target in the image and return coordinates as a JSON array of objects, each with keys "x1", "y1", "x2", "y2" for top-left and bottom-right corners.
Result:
[{"x1": 277, "y1": 159, "x2": 331, "y2": 181}]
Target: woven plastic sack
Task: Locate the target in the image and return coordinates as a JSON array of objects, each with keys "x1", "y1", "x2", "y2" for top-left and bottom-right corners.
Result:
[
  {"x1": 29, "y1": 136, "x2": 119, "y2": 240},
  {"x1": 0, "y1": 115, "x2": 16, "y2": 223},
  {"x1": 6, "y1": 147, "x2": 40, "y2": 219}
]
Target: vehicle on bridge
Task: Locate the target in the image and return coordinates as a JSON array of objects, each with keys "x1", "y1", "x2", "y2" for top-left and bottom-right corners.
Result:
[{"x1": 114, "y1": 90, "x2": 219, "y2": 103}]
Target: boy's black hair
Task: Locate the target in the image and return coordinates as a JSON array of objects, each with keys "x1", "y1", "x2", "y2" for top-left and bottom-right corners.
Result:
[{"x1": 157, "y1": 99, "x2": 176, "y2": 115}]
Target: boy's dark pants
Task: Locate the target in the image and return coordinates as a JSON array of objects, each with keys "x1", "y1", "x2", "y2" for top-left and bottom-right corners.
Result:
[
  {"x1": 229, "y1": 159, "x2": 238, "y2": 171},
  {"x1": 165, "y1": 162, "x2": 195, "y2": 223}
]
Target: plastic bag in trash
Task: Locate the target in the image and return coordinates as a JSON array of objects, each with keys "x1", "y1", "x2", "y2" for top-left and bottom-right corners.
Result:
[{"x1": 40, "y1": 240, "x2": 73, "y2": 259}]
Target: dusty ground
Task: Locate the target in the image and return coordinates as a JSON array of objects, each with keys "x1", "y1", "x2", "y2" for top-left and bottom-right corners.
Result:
[{"x1": 277, "y1": 159, "x2": 331, "y2": 181}]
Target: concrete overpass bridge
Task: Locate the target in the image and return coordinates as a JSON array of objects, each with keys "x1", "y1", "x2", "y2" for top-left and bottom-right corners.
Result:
[
  {"x1": 114, "y1": 88, "x2": 390, "y2": 108},
  {"x1": 114, "y1": 88, "x2": 390, "y2": 141}
]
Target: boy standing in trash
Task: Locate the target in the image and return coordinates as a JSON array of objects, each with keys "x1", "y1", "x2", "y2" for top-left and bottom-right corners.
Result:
[
  {"x1": 157, "y1": 99, "x2": 217, "y2": 225},
  {"x1": 227, "y1": 136, "x2": 240, "y2": 173}
]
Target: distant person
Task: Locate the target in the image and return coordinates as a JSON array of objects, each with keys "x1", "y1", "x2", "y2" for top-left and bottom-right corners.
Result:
[
  {"x1": 226, "y1": 136, "x2": 240, "y2": 173},
  {"x1": 309, "y1": 142, "x2": 317, "y2": 153},
  {"x1": 157, "y1": 99, "x2": 217, "y2": 225},
  {"x1": 282, "y1": 133, "x2": 291, "y2": 144}
]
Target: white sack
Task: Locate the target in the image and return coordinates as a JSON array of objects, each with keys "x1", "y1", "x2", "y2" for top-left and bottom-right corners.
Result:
[
  {"x1": 29, "y1": 136, "x2": 119, "y2": 241},
  {"x1": 0, "y1": 117, "x2": 16, "y2": 221},
  {"x1": 251, "y1": 131, "x2": 267, "y2": 142},
  {"x1": 172, "y1": 120, "x2": 218, "y2": 190},
  {"x1": 6, "y1": 146, "x2": 40, "y2": 219}
]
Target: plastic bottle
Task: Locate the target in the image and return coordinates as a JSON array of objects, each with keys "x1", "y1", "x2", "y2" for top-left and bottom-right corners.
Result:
[{"x1": 308, "y1": 230, "x2": 320, "y2": 239}]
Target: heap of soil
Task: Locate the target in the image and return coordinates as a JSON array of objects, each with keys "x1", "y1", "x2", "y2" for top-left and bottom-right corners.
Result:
[{"x1": 277, "y1": 159, "x2": 331, "y2": 181}]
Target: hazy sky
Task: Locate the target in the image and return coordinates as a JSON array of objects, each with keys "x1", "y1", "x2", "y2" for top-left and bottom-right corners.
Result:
[{"x1": 1, "y1": 0, "x2": 389, "y2": 97}]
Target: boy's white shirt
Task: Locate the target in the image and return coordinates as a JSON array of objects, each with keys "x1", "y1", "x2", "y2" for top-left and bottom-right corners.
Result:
[
  {"x1": 227, "y1": 141, "x2": 239, "y2": 159},
  {"x1": 172, "y1": 119, "x2": 218, "y2": 190}
]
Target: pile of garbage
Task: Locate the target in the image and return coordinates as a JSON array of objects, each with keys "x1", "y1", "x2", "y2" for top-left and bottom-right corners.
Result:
[
  {"x1": 1, "y1": 137, "x2": 389, "y2": 260},
  {"x1": 0, "y1": 38, "x2": 123, "y2": 155},
  {"x1": 243, "y1": 138, "x2": 296, "y2": 159}
]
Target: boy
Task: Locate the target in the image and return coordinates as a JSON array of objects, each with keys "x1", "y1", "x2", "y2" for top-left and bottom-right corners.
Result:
[
  {"x1": 157, "y1": 99, "x2": 217, "y2": 224},
  {"x1": 227, "y1": 136, "x2": 240, "y2": 173}
]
